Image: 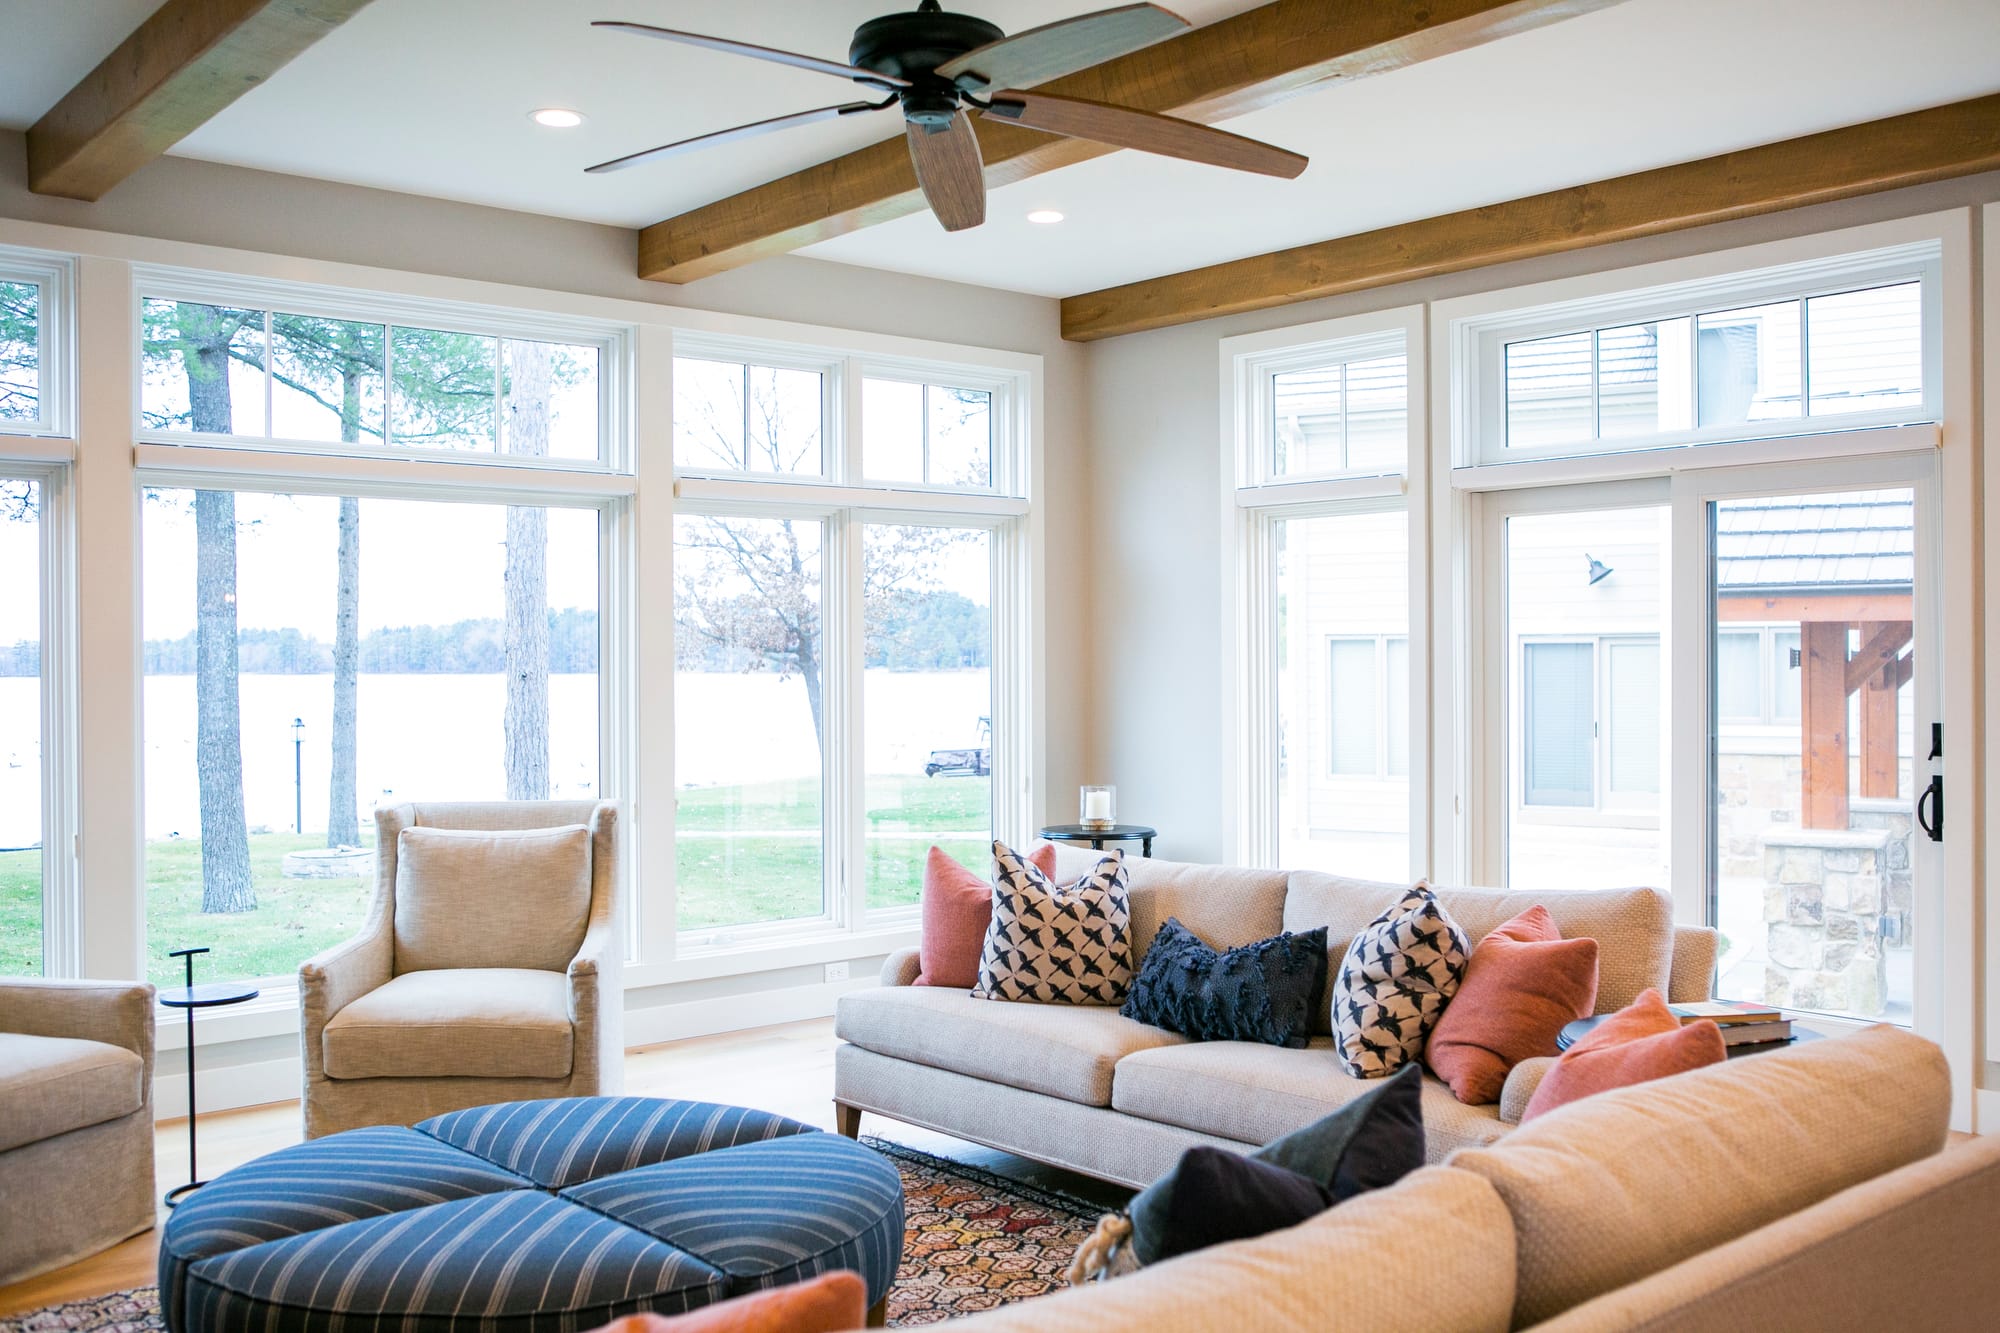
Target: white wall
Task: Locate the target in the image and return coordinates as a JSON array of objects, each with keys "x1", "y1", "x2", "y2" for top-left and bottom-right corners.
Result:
[{"x1": 1082, "y1": 170, "x2": 2000, "y2": 865}]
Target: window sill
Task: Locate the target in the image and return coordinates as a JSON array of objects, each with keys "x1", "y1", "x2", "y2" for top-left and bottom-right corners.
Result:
[{"x1": 629, "y1": 925, "x2": 920, "y2": 987}]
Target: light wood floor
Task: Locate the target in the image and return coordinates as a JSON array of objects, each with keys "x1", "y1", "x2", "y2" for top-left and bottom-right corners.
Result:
[{"x1": 0, "y1": 1018, "x2": 1127, "y2": 1319}]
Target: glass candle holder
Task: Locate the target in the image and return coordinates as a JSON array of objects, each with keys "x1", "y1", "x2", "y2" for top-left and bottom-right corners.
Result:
[{"x1": 1079, "y1": 785, "x2": 1116, "y2": 829}]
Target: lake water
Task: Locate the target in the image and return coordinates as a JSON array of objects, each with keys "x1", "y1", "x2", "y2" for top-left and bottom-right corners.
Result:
[{"x1": 0, "y1": 669, "x2": 992, "y2": 844}]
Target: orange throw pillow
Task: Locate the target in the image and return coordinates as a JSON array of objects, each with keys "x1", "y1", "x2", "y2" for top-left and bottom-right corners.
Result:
[
  {"x1": 589, "y1": 1271, "x2": 867, "y2": 1333},
  {"x1": 1425, "y1": 905, "x2": 1600, "y2": 1105},
  {"x1": 1521, "y1": 987, "x2": 1727, "y2": 1122},
  {"x1": 915, "y1": 843, "x2": 1056, "y2": 988}
]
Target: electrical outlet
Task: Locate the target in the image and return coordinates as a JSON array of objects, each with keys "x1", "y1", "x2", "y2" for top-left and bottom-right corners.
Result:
[{"x1": 824, "y1": 961, "x2": 851, "y2": 983}]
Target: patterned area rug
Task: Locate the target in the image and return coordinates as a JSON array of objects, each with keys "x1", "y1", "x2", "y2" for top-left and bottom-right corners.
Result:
[{"x1": 0, "y1": 1138, "x2": 1106, "y2": 1331}]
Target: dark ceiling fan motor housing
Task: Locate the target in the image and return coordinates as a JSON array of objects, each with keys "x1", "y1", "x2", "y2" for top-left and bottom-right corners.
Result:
[{"x1": 848, "y1": 4, "x2": 1002, "y2": 128}]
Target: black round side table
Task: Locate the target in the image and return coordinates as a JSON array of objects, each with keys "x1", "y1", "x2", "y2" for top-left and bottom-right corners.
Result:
[
  {"x1": 1038, "y1": 823, "x2": 1157, "y2": 857},
  {"x1": 159, "y1": 947, "x2": 259, "y2": 1208}
]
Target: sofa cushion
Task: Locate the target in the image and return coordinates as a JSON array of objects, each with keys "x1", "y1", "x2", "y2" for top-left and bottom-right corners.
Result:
[
  {"x1": 836, "y1": 984, "x2": 1185, "y2": 1107},
  {"x1": 1426, "y1": 905, "x2": 1600, "y2": 1105},
  {"x1": 1286, "y1": 872, "x2": 1675, "y2": 1022},
  {"x1": 323, "y1": 968, "x2": 573, "y2": 1081},
  {"x1": 974, "y1": 843, "x2": 1133, "y2": 1005},
  {"x1": 1111, "y1": 1038, "x2": 1508, "y2": 1160},
  {"x1": 935, "y1": 1165, "x2": 1517, "y2": 1333},
  {"x1": 0, "y1": 1033, "x2": 145, "y2": 1153},
  {"x1": 1447, "y1": 1024, "x2": 1951, "y2": 1327},
  {"x1": 1120, "y1": 919, "x2": 1327, "y2": 1048},
  {"x1": 1522, "y1": 988, "x2": 1725, "y2": 1122},
  {"x1": 916, "y1": 843, "x2": 1055, "y2": 988},
  {"x1": 1053, "y1": 844, "x2": 1289, "y2": 963},
  {"x1": 1330, "y1": 884, "x2": 1469, "y2": 1078},
  {"x1": 394, "y1": 824, "x2": 592, "y2": 974}
]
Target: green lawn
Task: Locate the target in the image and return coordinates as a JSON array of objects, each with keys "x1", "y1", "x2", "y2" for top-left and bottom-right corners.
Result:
[{"x1": 0, "y1": 775, "x2": 992, "y2": 978}]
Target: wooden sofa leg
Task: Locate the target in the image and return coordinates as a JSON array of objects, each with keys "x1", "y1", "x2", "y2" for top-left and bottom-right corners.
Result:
[
  {"x1": 835, "y1": 1102, "x2": 862, "y2": 1138},
  {"x1": 867, "y1": 1296, "x2": 887, "y2": 1327}
]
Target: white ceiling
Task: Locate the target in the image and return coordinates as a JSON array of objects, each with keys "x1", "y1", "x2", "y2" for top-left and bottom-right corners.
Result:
[{"x1": 4, "y1": 0, "x2": 1998, "y2": 298}]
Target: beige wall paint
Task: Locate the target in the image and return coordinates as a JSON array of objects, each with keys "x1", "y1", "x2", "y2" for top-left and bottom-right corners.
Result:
[{"x1": 1083, "y1": 170, "x2": 2000, "y2": 866}]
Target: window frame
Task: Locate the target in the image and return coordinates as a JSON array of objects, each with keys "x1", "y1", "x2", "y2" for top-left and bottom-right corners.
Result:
[
  {"x1": 131, "y1": 265, "x2": 632, "y2": 473},
  {"x1": 0, "y1": 246, "x2": 76, "y2": 442},
  {"x1": 1222, "y1": 305, "x2": 1427, "y2": 871}
]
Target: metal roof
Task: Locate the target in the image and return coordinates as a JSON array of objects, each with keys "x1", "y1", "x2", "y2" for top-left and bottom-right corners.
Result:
[{"x1": 1715, "y1": 491, "x2": 1914, "y2": 594}]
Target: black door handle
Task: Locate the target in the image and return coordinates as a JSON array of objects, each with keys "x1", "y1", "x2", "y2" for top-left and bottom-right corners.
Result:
[{"x1": 1917, "y1": 775, "x2": 1943, "y2": 843}]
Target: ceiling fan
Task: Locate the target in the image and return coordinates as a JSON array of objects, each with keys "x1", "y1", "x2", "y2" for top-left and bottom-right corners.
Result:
[{"x1": 585, "y1": 1, "x2": 1308, "y2": 231}]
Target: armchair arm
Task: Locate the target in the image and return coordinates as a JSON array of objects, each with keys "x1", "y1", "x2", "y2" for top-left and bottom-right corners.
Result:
[
  {"x1": 567, "y1": 910, "x2": 623, "y2": 1094},
  {"x1": 298, "y1": 913, "x2": 393, "y2": 1081},
  {"x1": 1499, "y1": 1056, "x2": 1557, "y2": 1125},
  {"x1": 880, "y1": 948, "x2": 921, "y2": 988},
  {"x1": 1669, "y1": 925, "x2": 1720, "y2": 1003},
  {"x1": 0, "y1": 978, "x2": 155, "y2": 1066}
]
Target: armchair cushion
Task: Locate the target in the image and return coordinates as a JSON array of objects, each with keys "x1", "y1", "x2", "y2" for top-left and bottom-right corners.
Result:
[
  {"x1": 0, "y1": 1033, "x2": 146, "y2": 1152},
  {"x1": 322, "y1": 969, "x2": 573, "y2": 1081},
  {"x1": 393, "y1": 825, "x2": 592, "y2": 973}
]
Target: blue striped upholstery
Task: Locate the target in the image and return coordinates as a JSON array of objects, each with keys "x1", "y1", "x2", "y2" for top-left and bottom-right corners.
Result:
[
  {"x1": 158, "y1": 1098, "x2": 905, "y2": 1333},
  {"x1": 565, "y1": 1134, "x2": 905, "y2": 1298},
  {"x1": 418, "y1": 1097, "x2": 814, "y2": 1189}
]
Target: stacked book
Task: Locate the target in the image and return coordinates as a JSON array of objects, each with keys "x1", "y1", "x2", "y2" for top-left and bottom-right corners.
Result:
[{"x1": 1669, "y1": 1000, "x2": 1793, "y2": 1050}]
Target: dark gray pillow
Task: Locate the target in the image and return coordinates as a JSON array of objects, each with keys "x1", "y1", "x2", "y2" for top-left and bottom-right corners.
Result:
[{"x1": 1120, "y1": 917, "x2": 1328, "y2": 1047}]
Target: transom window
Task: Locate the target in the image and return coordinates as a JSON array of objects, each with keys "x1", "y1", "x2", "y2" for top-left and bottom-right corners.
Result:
[{"x1": 0, "y1": 249, "x2": 71, "y2": 438}]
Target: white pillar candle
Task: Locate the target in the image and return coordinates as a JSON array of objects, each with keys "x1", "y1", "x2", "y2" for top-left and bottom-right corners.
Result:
[{"x1": 1083, "y1": 789, "x2": 1111, "y2": 822}]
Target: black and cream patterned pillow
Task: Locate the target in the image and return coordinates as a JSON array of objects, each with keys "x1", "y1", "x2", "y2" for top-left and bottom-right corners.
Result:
[
  {"x1": 972, "y1": 841, "x2": 1133, "y2": 1005},
  {"x1": 1331, "y1": 882, "x2": 1469, "y2": 1077}
]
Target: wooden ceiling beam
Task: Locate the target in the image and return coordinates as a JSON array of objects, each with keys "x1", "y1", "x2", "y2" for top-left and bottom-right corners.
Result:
[
  {"x1": 1060, "y1": 94, "x2": 2000, "y2": 341},
  {"x1": 638, "y1": 0, "x2": 1631, "y2": 284},
  {"x1": 27, "y1": 0, "x2": 376, "y2": 202}
]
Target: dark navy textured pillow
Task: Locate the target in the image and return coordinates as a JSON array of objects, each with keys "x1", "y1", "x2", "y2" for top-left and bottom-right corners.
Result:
[{"x1": 1121, "y1": 917, "x2": 1329, "y2": 1048}]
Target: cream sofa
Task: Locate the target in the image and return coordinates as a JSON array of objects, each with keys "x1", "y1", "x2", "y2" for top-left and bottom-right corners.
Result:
[
  {"x1": 834, "y1": 846, "x2": 1718, "y2": 1184},
  {"x1": 944, "y1": 1024, "x2": 2000, "y2": 1332},
  {"x1": 0, "y1": 978, "x2": 157, "y2": 1285}
]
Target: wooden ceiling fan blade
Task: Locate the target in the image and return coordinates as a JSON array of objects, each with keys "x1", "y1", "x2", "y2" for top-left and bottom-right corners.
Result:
[
  {"x1": 587, "y1": 101, "x2": 891, "y2": 174},
  {"x1": 905, "y1": 112, "x2": 986, "y2": 232},
  {"x1": 936, "y1": 3, "x2": 1187, "y2": 91},
  {"x1": 592, "y1": 20, "x2": 909, "y2": 88},
  {"x1": 984, "y1": 90, "x2": 1308, "y2": 179}
]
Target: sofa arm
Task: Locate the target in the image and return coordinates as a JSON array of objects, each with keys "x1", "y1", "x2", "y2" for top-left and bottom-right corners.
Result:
[
  {"x1": 1670, "y1": 925, "x2": 1720, "y2": 1003},
  {"x1": 880, "y1": 948, "x2": 921, "y2": 988},
  {"x1": 298, "y1": 915, "x2": 392, "y2": 1080},
  {"x1": 0, "y1": 979, "x2": 156, "y2": 1073},
  {"x1": 1499, "y1": 1056, "x2": 1557, "y2": 1124}
]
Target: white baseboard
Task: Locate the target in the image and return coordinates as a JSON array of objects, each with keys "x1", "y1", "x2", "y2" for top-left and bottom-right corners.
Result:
[
  {"x1": 153, "y1": 1056, "x2": 301, "y2": 1121},
  {"x1": 623, "y1": 975, "x2": 874, "y2": 1048},
  {"x1": 151, "y1": 976, "x2": 877, "y2": 1117}
]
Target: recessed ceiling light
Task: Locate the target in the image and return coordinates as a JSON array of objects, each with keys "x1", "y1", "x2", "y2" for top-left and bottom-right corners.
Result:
[
  {"x1": 531, "y1": 108, "x2": 585, "y2": 129},
  {"x1": 1026, "y1": 208, "x2": 1065, "y2": 225}
]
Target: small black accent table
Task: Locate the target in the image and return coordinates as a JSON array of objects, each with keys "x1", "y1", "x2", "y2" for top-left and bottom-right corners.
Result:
[
  {"x1": 1038, "y1": 823, "x2": 1157, "y2": 857},
  {"x1": 159, "y1": 947, "x2": 259, "y2": 1208},
  {"x1": 1556, "y1": 1014, "x2": 1823, "y2": 1058}
]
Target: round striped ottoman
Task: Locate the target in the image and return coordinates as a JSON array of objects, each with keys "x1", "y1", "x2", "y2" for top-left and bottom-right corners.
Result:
[{"x1": 157, "y1": 1097, "x2": 905, "y2": 1332}]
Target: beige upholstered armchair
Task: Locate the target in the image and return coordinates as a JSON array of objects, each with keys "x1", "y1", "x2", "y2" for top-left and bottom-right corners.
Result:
[
  {"x1": 0, "y1": 978, "x2": 157, "y2": 1284},
  {"x1": 300, "y1": 800, "x2": 622, "y2": 1139}
]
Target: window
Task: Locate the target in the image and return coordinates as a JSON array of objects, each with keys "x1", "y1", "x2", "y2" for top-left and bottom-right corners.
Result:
[
  {"x1": 864, "y1": 378, "x2": 993, "y2": 488},
  {"x1": 671, "y1": 342, "x2": 1029, "y2": 945},
  {"x1": 1272, "y1": 353, "x2": 1407, "y2": 477},
  {"x1": 674, "y1": 356, "x2": 824, "y2": 477},
  {"x1": 1717, "y1": 626, "x2": 1804, "y2": 724},
  {"x1": 0, "y1": 250, "x2": 70, "y2": 438},
  {"x1": 0, "y1": 477, "x2": 42, "y2": 976},
  {"x1": 140, "y1": 293, "x2": 609, "y2": 462},
  {"x1": 141, "y1": 487, "x2": 600, "y2": 987},
  {"x1": 1, "y1": 281, "x2": 41, "y2": 429}
]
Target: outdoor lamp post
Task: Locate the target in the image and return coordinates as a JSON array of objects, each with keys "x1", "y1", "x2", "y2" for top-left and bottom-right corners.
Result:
[{"x1": 292, "y1": 717, "x2": 305, "y2": 834}]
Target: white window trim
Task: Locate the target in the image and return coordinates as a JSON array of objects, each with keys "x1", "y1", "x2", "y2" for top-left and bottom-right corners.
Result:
[
  {"x1": 131, "y1": 263, "x2": 636, "y2": 473},
  {"x1": 1220, "y1": 305, "x2": 1427, "y2": 871},
  {"x1": 1453, "y1": 236, "x2": 1943, "y2": 468},
  {"x1": 1, "y1": 213, "x2": 1044, "y2": 1013},
  {"x1": 0, "y1": 245, "x2": 77, "y2": 443},
  {"x1": 1435, "y1": 208, "x2": 1977, "y2": 1130}
]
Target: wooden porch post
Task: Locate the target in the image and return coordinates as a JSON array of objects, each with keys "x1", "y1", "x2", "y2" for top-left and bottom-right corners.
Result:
[
  {"x1": 1856, "y1": 621, "x2": 1908, "y2": 800},
  {"x1": 1800, "y1": 620, "x2": 1850, "y2": 829}
]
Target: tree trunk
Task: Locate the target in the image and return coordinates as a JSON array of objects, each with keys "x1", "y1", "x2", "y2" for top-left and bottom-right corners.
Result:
[
  {"x1": 186, "y1": 312, "x2": 255, "y2": 914},
  {"x1": 504, "y1": 341, "x2": 551, "y2": 800},
  {"x1": 327, "y1": 495, "x2": 361, "y2": 846},
  {"x1": 327, "y1": 356, "x2": 363, "y2": 847}
]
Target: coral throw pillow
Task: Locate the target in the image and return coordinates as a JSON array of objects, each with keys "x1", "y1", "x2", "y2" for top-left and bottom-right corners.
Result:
[
  {"x1": 915, "y1": 843, "x2": 1055, "y2": 988},
  {"x1": 1521, "y1": 987, "x2": 1726, "y2": 1123},
  {"x1": 587, "y1": 1271, "x2": 866, "y2": 1332},
  {"x1": 1426, "y1": 905, "x2": 1600, "y2": 1105}
]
